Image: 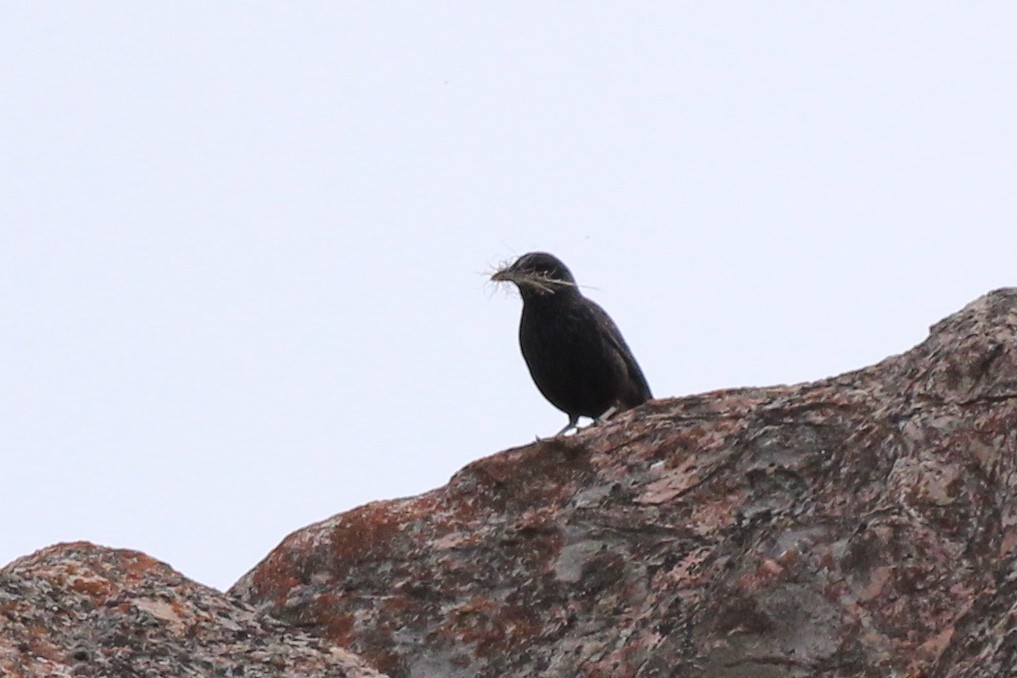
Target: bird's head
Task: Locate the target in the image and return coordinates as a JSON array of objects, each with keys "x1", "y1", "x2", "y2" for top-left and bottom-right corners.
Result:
[{"x1": 491, "y1": 252, "x2": 579, "y2": 298}]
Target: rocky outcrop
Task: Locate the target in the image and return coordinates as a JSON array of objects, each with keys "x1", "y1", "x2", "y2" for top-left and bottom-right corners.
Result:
[
  {"x1": 4, "y1": 290, "x2": 1017, "y2": 677},
  {"x1": 231, "y1": 289, "x2": 1017, "y2": 678},
  {"x1": 0, "y1": 542, "x2": 384, "y2": 677}
]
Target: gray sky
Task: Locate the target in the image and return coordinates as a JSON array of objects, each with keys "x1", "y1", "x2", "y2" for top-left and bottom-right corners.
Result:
[{"x1": 2, "y1": 3, "x2": 1014, "y2": 590}]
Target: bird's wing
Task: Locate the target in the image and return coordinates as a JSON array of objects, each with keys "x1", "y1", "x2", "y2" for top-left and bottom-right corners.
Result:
[{"x1": 586, "y1": 301, "x2": 653, "y2": 402}]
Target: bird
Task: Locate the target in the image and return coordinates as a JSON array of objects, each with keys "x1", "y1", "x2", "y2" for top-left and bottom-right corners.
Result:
[{"x1": 491, "y1": 252, "x2": 652, "y2": 436}]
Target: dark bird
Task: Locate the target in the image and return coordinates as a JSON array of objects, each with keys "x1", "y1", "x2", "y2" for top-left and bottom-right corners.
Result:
[{"x1": 491, "y1": 252, "x2": 652, "y2": 435}]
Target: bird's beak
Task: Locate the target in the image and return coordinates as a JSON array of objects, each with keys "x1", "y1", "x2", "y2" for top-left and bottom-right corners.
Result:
[
  {"x1": 491, "y1": 265, "x2": 561, "y2": 295},
  {"x1": 490, "y1": 264, "x2": 521, "y2": 284}
]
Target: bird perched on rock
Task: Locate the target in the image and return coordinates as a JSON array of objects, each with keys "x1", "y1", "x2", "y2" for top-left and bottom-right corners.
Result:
[{"x1": 491, "y1": 252, "x2": 652, "y2": 435}]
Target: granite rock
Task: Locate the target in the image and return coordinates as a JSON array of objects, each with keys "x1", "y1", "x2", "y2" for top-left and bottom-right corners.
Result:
[
  {"x1": 233, "y1": 290, "x2": 1017, "y2": 677},
  {"x1": 0, "y1": 542, "x2": 385, "y2": 677}
]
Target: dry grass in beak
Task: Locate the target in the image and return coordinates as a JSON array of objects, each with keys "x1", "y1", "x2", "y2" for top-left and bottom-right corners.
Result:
[{"x1": 489, "y1": 262, "x2": 579, "y2": 295}]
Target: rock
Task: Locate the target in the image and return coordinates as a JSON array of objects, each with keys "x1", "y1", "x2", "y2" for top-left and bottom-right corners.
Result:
[
  {"x1": 0, "y1": 542, "x2": 385, "y2": 677},
  {"x1": 5, "y1": 289, "x2": 1017, "y2": 678},
  {"x1": 231, "y1": 288, "x2": 1017, "y2": 678}
]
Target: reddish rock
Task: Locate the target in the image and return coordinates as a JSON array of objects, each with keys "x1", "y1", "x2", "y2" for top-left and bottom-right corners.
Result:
[
  {"x1": 0, "y1": 542, "x2": 384, "y2": 677},
  {"x1": 4, "y1": 290, "x2": 1016, "y2": 677},
  {"x1": 231, "y1": 289, "x2": 1017, "y2": 678}
]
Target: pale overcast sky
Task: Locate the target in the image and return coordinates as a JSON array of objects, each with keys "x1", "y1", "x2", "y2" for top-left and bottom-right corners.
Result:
[{"x1": 2, "y1": 3, "x2": 1014, "y2": 590}]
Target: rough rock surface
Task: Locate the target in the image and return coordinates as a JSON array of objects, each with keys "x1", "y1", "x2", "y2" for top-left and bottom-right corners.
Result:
[
  {"x1": 0, "y1": 542, "x2": 384, "y2": 677},
  {"x1": 231, "y1": 289, "x2": 1017, "y2": 678}
]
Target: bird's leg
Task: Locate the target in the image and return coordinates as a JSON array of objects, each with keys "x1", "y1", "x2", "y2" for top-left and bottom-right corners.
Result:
[
  {"x1": 594, "y1": 405, "x2": 619, "y2": 426},
  {"x1": 552, "y1": 415, "x2": 580, "y2": 437},
  {"x1": 533, "y1": 415, "x2": 580, "y2": 442}
]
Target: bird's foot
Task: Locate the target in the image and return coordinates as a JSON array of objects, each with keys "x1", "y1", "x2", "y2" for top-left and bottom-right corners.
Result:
[
  {"x1": 594, "y1": 405, "x2": 619, "y2": 426},
  {"x1": 535, "y1": 417, "x2": 581, "y2": 441},
  {"x1": 553, "y1": 418, "x2": 580, "y2": 437}
]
